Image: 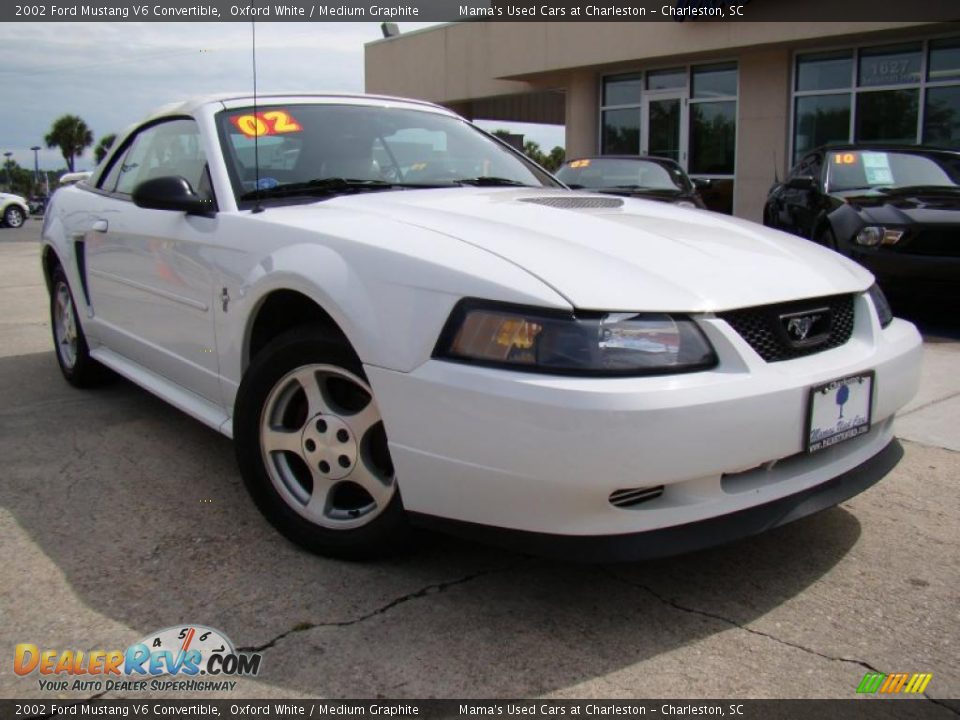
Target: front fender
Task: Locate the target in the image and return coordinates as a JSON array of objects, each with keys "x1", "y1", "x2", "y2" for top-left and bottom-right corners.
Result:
[{"x1": 824, "y1": 204, "x2": 863, "y2": 249}]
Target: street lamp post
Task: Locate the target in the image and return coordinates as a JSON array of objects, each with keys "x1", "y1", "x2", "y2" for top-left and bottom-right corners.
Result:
[{"x1": 30, "y1": 146, "x2": 41, "y2": 186}]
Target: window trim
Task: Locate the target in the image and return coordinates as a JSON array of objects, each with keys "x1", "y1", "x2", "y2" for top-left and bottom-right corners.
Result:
[{"x1": 92, "y1": 115, "x2": 216, "y2": 211}]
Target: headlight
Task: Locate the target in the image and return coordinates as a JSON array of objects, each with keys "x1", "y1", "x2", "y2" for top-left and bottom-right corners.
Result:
[
  {"x1": 675, "y1": 200, "x2": 697, "y2": 209},
  {"x1": 866, "y1": 284, "x2": 893, "y2": 328},
  {"x1": 855, "y1": 226, "x2": 904, "y2": 247},
  {"x1": 434, "y1": 300, "x2": 717, "y2": 376},
  {"x1": 855, "y1": 226, "x2": 883, "y2": 246}
]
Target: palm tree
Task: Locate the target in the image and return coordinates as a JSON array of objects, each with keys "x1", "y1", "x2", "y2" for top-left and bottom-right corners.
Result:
[
  {"x1": 44, "y1": 115, "x2": 94, "y2": 172},
  {"x1": 94, "y1": 133, "x2": 117, "y2": 164}
]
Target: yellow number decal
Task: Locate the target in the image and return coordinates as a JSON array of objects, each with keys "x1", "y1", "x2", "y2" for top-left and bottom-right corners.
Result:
[
  {"x1": 835, "y1": 153, "x2": 857, "y2": 165},
  {"x1": 262, "y1": 110, "x2": 302, "y2": 134},
  {"x1": 230, "y1": 110, "x2": 303, "y2": 138},
  {"x1": 231, "y1": 114, "x2": 268, "y2": 138}
]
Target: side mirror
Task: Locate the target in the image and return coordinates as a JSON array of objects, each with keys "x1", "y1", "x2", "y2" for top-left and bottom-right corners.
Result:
[
  {"x1": 785, "y1": 175, "x2": 816, "y2": 191},
  {"x1": 132, "y1": 176, "x2": 215, "y2": 216},
  {"x1": 692, "y1": 177, "x2": 712, "y2": 189}
]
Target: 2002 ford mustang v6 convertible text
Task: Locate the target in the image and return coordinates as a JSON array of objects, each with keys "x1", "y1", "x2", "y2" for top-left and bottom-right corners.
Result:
[{"x1": 41, "y1": 94, "x2": 923, "y2": 560}]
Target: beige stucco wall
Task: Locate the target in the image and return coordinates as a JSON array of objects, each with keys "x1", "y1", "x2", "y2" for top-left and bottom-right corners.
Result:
[
  {"x1": 733, "y1": 47, "x2": 791, "y2": 221},
  {"x1": 365, "y1": 21, "x2": 932, "y2": 103},
  {"x1": 564, "y1": 71, "x2": 598, "y2": 159}
]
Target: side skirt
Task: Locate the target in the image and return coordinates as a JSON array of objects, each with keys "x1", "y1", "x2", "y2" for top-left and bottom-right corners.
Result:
[{"x1": 90, "y1": 347, "x2": 233, "y2": 439}]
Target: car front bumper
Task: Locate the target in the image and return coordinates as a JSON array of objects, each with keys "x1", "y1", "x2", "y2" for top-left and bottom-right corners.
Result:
[
  {"x1": 849, "y1": 248, "x2": 960, "y2": 285},
  {"x1": 366, "y1": 298, "x2": 922, "y2": 554}
]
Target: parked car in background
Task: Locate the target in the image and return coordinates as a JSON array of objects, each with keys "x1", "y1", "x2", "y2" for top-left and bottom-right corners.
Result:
[
  {"x1": 556, "y1": 156, "x2": 707, "y2": 209},
  {"x1": 41, "y1": 94, "x2": 921, "y2": 561},
  {"x1": 28, "y1": 195, "x2": 48, "y2": 216},
  {"x1": 1, "y1": 191, "x2": 29, "y2": 228},
  {"x1": 764, "y1": 145, "x2": 960, "y2": 289}
]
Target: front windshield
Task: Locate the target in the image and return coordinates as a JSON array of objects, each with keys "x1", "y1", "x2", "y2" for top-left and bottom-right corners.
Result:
[
  {"x1": 826, "y1": 149, "x2": 960, "y2": 192},
  {"x1": 556, "y1": 158, "x2": 691, "y2": 192},
  {"x1": 216, "y1": 103, "x2": 557, "y2": 205}
]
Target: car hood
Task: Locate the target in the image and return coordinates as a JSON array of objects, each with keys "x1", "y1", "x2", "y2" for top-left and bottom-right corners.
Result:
[
  {"x1": 837, "y1": 189, "x2": 960, "y2": 226},
  {"x1": 268, "y1": 188, "x2": 872, "y2": 312},
  {"x1": 0, "y1": 192, "x2": 26, "y2": 203}
]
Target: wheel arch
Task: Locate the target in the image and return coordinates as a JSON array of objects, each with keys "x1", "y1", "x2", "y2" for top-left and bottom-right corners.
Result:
[
  {"x1": 243, "y1": 288, "x2": 357, "y2": 372},
  {"x1": 41, "y1": 243, "x2": 64, "y2": 294}
]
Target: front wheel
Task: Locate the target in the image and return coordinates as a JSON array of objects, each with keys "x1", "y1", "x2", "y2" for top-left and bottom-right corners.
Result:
[
  {"x1": 50, "y1": 266, "x2": 111, "y2": 387},
  {"x1": 233, "y1": 328, "x2": 408, "y2": 559},
  {"x1": 4, "y1": 205, "x2": 25, "y2": 228}
]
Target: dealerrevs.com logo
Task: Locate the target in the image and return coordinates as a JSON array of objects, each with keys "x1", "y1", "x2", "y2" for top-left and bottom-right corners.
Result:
[{"x1": 14, "y1": 625, "x2": 262, "y2": 693}]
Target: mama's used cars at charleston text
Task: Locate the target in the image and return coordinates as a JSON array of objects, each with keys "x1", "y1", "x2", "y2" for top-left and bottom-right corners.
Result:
[{"x1": 41, "y1": 94, "x2": 922, "y2": 560}]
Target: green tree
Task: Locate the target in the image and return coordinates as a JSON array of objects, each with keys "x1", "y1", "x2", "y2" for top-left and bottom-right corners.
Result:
[
  {"x1": 544, "y1": 146, "x2": 566, "y2": 172},
  {"x1": 94, "y1": 133, "x2": 117, "y2": 164},
  {"x1": 2, "y1": 159, "x2": 36, "y2": 197},
  {"x1": 44, "y1": 115, "x2": 94, "y2": 172}
]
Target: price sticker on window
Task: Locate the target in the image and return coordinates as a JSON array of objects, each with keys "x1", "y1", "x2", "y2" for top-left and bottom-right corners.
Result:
[{"x1": 230, "y1": 110, "x2": 302, "y2": 138}]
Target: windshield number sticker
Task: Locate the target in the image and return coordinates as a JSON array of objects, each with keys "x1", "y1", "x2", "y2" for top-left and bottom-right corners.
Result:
[
  {"x1": 231, "y1": 110, "x2": 302, "y2": 138},
  {"x1": 568, "y1": 159, "x2": 591, "y2": 168},
  {"x1": 834, "y1": 153, "x2": 857, "y2": 165}
]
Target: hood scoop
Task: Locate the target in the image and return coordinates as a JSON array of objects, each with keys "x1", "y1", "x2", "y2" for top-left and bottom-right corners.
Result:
[{"x1": 519, "y1": 196, "x2": 624, "y2": 210}]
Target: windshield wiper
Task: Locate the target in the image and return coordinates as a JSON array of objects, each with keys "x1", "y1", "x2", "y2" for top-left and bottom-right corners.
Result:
[
  {"x1": 453, "y1": 176, "x2": 536, "y2": 187},
  {"x1": 240, "y1": 177, "x2": 395, "y2": 201}
]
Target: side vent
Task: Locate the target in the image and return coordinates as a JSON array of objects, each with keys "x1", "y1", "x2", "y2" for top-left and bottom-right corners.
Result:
[
  {"x1": 73, "y1": 239, "x2": 91, "y2": 307},
  {"x1": 609, "y1": 485, "x2": 664, "y2": 508}
]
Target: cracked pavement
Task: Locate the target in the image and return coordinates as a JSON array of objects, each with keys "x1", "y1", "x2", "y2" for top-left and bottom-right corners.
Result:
[{"x1": 1, "y1": 223, "x2": 958, "y2": 703}]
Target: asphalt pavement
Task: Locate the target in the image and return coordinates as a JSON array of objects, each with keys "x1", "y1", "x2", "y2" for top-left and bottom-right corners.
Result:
[{"x1": 1, "y1": 219, "x2": 957, "y2": 704}]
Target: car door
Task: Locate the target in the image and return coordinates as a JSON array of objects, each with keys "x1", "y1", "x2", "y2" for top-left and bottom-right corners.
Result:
[{"x1": 84, "y1": 118, "x2": 222, "y2": 403}]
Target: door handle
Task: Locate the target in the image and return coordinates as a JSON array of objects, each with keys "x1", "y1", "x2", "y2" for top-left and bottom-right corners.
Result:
[{"x1": 91, "y1": 219, "x2": 108, "y2": 233}]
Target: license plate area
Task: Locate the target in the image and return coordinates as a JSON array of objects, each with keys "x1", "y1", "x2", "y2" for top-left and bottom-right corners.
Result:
[{"x1": 806, "y1": 372, "x2": 874, "y2": 453}]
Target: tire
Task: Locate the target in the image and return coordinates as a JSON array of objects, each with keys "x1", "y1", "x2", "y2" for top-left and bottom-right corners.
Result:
[
  {"x1": 4, "y1": 205, "x2": 25, "y2": 228},
  {"x1": 233, "y1": 327, "x2": 409, "y2": 559},
  {"x1": 49, "y1": 266, "x2": 112, "y2": 387}
]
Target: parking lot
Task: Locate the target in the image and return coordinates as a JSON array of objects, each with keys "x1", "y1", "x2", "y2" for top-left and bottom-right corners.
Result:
[{"x1": 1, "y1": 218, "x2": 957, "y2": 703}]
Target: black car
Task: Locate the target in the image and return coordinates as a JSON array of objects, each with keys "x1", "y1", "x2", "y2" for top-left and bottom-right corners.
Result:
[
  {"x1": 764, "y1": 145, "x2": 960, "y2": 288},
  {"x1": 556, "y1": 156, "x2": 708, "y2": 209}
]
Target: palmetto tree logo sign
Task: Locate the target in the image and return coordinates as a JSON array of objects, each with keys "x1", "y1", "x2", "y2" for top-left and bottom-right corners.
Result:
[{"x1": 836, "y1": 383, "x2": 850, "y2": 419}]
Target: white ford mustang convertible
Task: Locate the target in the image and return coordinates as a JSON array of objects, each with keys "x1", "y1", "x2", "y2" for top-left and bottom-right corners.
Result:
[{"x1": 41, "y1": 93, "x2": 922, "y2": 560}]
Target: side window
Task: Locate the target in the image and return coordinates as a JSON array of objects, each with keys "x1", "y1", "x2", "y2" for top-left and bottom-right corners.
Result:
[
  {"x1": 807, "y1": 153, "x2": 824, "y2": 184},
  {"x1": 99, "y1": 146, "x2": 129, "y2": 193},
  {"x1": 789, "y1": 154, "x2": 816, "y2": 181},
  {"x1": 113, "y1": 119, "x2": 212, "y2": 200}
]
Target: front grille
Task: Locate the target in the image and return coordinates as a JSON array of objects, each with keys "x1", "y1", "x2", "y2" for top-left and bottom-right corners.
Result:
[
  {"x1": 519, "y1": 196, "x2": 624, "y2": 209},
  {"x1": 718, "y1": 294, "x2": 855, "y2": 363},
  {"x1": 903, "y1": 228, "x2": 960, "y2": 257}
]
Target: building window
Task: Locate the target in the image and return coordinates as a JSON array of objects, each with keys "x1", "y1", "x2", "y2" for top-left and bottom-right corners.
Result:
[
  {"x1": 601, "y1": 108, "x2": 641, "y2": 154},
  {"x1": 646, "y1": 67, "x2": 686, "y2": 91},
  {"x1": 599, "y1": 63, "x2": 738, "y2": 213},
  {"x1": 792, "y1": 37, "x2": 960, "y2": 161},
  {"x1": 600, "y1": 74, "x2": 642, "y2": 154},
  {"x1": 689, "y1": 64, "x2": 737, "y2": 175}
]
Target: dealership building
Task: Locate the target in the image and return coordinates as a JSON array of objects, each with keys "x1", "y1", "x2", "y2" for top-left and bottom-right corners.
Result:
[{"x1": 365, "y1": 19, "x2": 960, "y2": 218}]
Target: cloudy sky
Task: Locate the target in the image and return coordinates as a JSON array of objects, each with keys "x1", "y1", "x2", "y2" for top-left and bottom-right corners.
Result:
[{"x1": 0, "y1": 22, "x2": 564, "y2": 172}]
